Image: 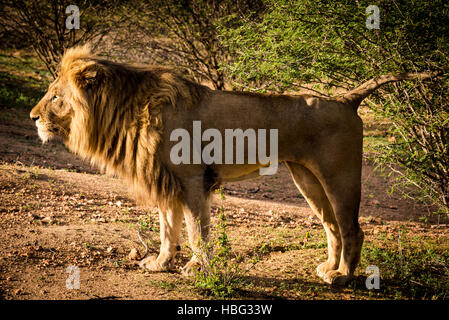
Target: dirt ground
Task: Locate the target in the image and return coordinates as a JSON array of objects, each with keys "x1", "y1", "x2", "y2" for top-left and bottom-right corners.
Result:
[{"x1": 0, "y1": 96, "x2": 448, "y2": 300}]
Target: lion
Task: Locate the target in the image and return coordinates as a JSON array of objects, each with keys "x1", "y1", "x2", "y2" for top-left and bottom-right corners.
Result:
[{"x1": 30, "y1": 45, "x2": 434, "y2": 285}]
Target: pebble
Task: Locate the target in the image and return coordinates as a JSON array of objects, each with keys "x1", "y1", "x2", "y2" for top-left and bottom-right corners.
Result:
[
  {"x1": 41, "y1": 217, "x2": 53, "y2": 224},
  {"x1": 128, "y1": 248, "x2": 140, "y2": 261}
]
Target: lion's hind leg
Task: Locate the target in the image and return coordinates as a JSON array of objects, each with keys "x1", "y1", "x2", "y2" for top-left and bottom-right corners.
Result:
[
  {"x1": 285, "y1": 162, "x2": 342, "y2": 282},
  {"x1": 309, "y1": 157, "x2": 364, "y2": 286}
]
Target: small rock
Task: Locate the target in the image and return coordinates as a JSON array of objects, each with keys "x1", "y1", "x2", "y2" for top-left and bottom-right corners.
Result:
[
  {"x1": 41, "y1": 217, "x2": 53, "y2": 224},
  {"x1": 14, "y1": 289, "x2": 22, "y2": 295},
  {"x1": 28, "y1": 213, "x2": 40, "y2": 219},
  {"x1": 106, "y1": 247, "x2": 114, "y2": 253},
  {"x1": 128, "y1": 248, "x2": 141, "y2": 261}
]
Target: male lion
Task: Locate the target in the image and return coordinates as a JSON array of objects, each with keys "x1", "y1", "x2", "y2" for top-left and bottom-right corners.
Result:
[{"x1": 30, "y1": 45, "x2": 433, "y2": 285}]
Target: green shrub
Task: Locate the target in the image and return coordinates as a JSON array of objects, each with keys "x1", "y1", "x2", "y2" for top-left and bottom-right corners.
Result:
[
  {"x1": 362, "y1": 242, "x2": 449, "y2": 299},
  {"x1": 219, "y1": 0, "x2": 449, "y2": 214},
  {"x1": 193, "y1": 187, "x2": 243, "y2": 298}
]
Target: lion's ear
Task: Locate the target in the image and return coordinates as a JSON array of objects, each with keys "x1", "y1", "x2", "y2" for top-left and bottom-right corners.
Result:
[{"x1": 72, "y1": 62, "x2": 102, "y2": 89}]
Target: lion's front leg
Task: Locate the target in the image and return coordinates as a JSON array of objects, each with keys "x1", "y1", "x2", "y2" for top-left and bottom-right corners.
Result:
[
  {"x1": 181, "y1": 206, "x2": 211, "y2": 276},
  {"x1": 180, "y1": 178, "x2": 212, "y2": 276},
  {"x1": 139, "y1": 205, "x2": 183, "y2": 272}
]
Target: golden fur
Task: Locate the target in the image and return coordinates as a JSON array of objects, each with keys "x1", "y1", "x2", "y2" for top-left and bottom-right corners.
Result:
[
  {"x1": 30, "y1": 45, "x2": 434, "y2": 285},
  {"x1": 31, "y1": 45, "x2": 207, "y2": 212}
]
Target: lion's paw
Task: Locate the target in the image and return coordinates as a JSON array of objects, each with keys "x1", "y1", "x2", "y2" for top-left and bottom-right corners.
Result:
[
  {"x1": 139, "y1": 255, "x2": 165, "y2": 272},
  {"x1": 316, "y1": 261, "x2": 337, "y2": 279},
  {"x1": 181, "y1": 260, "x2": 201, "y2": 277},
  {"x1": 323, "y1": 270, "x2": 354, "y2": 286}
]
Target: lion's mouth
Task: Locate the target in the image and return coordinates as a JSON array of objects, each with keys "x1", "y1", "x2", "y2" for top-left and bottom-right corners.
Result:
[
  {"x1": 35, "y1": 121, "x2": 55, "y2": 143},
  {"x1": 37, "y1": 128, "x2": 53, "y2": 143}
]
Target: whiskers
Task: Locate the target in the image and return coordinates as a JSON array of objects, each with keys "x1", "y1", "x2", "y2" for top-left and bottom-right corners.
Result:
[
  {"x1": 35, "y1": 121, "x2": 69, "y2": 143},
  {"x1": 51, "y1": 123, "x2": 69, "y2": 137}
]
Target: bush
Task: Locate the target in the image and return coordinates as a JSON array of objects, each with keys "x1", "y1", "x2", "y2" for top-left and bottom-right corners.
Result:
[
  {"x1": 193, "y1": 188, "x2": 242, "y2": 298},
  {"x1": 219, "y1": 0, "x2": 449, "y2": 214},
  {"x1": 0, "y1": 0, "x2": 122, "y2": 77},
  {"x1": 118, "y1": 0, "x2": 264, "y2": 90}
]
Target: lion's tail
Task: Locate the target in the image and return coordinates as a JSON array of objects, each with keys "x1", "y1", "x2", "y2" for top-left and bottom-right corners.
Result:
[{"x1": 340, "y1": 72, "x2": 436, "y2": 110}]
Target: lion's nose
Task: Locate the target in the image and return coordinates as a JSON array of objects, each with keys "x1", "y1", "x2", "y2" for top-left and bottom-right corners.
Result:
[{"x1": 30, "y1": 114, "x2": 40, "y2": 122}]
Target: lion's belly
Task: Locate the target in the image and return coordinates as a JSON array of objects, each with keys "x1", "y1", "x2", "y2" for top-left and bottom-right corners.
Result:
[{"x1": 216, "y1": 164, "x2": 264, "y2": 182}]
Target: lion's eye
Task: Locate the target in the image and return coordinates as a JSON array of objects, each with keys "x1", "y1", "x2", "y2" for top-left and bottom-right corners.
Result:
[{"x1": 52, "y1": 95, "x2": 59, "y2": 102}]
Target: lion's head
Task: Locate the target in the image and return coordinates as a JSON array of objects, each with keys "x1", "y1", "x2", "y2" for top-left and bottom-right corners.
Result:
[
  {"x1": 29, "y1": 45, "x2": 96, "y2": 143},
  {"x1": 29, "y1": 48, "x2": 93, "y2": 149},
  {"x1": 30, "y1": 45, "x2": 206, "y2": 209},
  {"x1": 29, "y1": 80, "x2": 71, "y2": 143}
]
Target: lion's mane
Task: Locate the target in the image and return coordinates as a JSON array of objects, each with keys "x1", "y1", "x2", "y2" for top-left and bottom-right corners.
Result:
[{"x1": 61, "y1": 46, "x2": 207, "y2": 209}]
